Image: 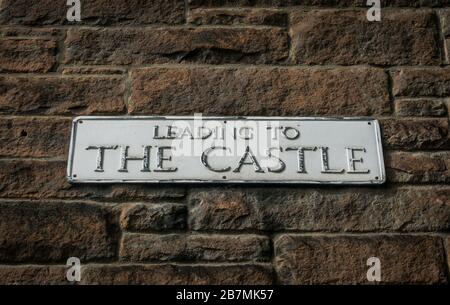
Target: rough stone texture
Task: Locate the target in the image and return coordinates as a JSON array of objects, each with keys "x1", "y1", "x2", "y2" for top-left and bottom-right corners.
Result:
[
  {"x1": 188, "y1": 187, "x2": 450, "y2": 232},
  {"x1": 188, "y1": 0, "x2": 450, "y2": 8},
  {"x1": 0, "y1": 266, "x2": 68, "y2": 285},
  {"x1": 1, "y1": 27, "x2": 62, "y2": 38},
  {"x1": 120, "y1": 203, "x2": 187, "y2": 231},
  {"x1": 130, "y1": 67, "x2": 389, "y2": 116},
  {"x1": 291, "y1": 10, "x2": 441, "y2": 65},
  {"x1": 275, "y1": 235, "x2": 448, "y2": 284},
  {"x1": 65, "y1": 28, "x2": 289, "y2": 65},
  {"x1": 0, "y1": 38, "x2": 57, "y2": 73},
  {"x1": 381, "y1": 119, "x2": 449, "y2": 150},
  {"x1": 392, "y1": 68, "x2": 450, "y2": 97},
  {"x1": 188, "y1": 8, "x2": 288, "y2": 26},
  {"x1": 395, "y1": 99, "x2": 448, "y2": 117},
  {"x1": 0, "y1": 201, "x2": 119, "y2": 262},
  {"x1": 0, "y1": 0, "x2": 185, "y2": 25},
  {"x1": 0, "y1": 117, "x2": 70, "y2": 158},
  {"x1": 386, "y1": 151, "x2": 450, "y2": 183},
  {"x1": 120, "y1": 234, "x2": 270, "y2": 262},
  {"x1": 0, "y1": 76, "x2": 125, "y2": 115},
  {"x1": 0, "y1": 160, "x2": 186, "y2": 200},
  {"x1": 1, "y1": 0, "x2": 449, "y2": 285},
  {"x1": 81, "y1": 264, "x2": 274, "y2": 285}
]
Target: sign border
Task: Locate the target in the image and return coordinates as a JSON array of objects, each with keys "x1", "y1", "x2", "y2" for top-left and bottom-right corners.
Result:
[{"x1": 67, "y1": 116, "x2": 386, "y2": 185}]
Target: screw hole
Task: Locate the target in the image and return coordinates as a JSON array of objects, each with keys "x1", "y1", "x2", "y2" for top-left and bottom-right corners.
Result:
[
  {"x1": 222, "y1": 176, "x2": 227, "y2": 179},
  {"x1": 79, "y1": 120, "x2": 83, "y2": 124},
  {"x1": 73, "y1": 174, "x2": 77, "y2": 178},
  {"x1": 375, "y1": 176, "x2": 379, "y2": 180},
  {"x1": 368, "y1": 122, "x2": 372, "y2": 125}
]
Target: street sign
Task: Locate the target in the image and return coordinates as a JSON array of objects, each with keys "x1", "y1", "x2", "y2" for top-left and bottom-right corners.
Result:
[{"x1": 67, "y1": 116, "x2": 385, "y2": 184}]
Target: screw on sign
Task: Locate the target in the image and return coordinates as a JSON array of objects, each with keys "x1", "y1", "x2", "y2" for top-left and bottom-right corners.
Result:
[{"x1": 67, "y1": 117, "x2": 385, "y2": 184}]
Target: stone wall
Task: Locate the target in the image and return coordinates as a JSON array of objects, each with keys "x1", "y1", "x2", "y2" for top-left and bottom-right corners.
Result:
[{"x1": 0, "y1": 0, "x2": 449, "y2": 284}]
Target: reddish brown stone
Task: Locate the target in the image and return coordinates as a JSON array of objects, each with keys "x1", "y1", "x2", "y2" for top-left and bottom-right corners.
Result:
[
  {"x1": 386, "y1": 151, "x2": 450, "y2": 183},
  {"x1": 188, "y1": 187, "x2": 450, "y2": 232},
  {"x1": 81, "y1": 264, "x2": 274, "y2": 285},
  {"x1": 120, "y1": 203, "x2": 187, "y2": 231},
  {"x1": 120, "y1": 234, "x2": 270, "y2": 262},
  {"x1": 291, "y1": 10, "x2": 441, "y2": 65},
  {"x1": 392, "y1": 68, "x2": 450, "y2": 97},
  {"x1": 65, "y1": 28, "x2": 289, "y2": 65},
  {"x1": 0, "y1": 38, "x2": 56, "y2": 73},
  {"x1": 0, "y1": 160, "x2": 186, "y2": 200},
  {"x1": 189, "y1": 190, "x2": 257, "y2": 231},
  {"x1": 130, "y1": 67, "x2": 389, "y2": 116},
  {"x1": 188, "y1": 0, "x2": 450, "y2": 7},
  {"x1": 395, "y1": 99, "x2": 447, "y2": 117},
  {"x1": 381, "y1": 119, "x2": 449, "y2": 150},
  {"x1": 188, "y1": 8, "x2": 288, "y2": 26},
  {"x1": 0, "y1": 201, "x2": 119, "y2": 262},
  {"x1": 0, "y1": 266, "x2": 68, "y2": 285},
  {"x1": 1, "y1": 0, "x2": 449, "y2": 283},
  {"x1": 0, "y1": 76, "x2": 125, "y2": 115},
  {"x1": 0, "y1": 117, "x2": 70, "y2": 158},
  {"x1": 275, "y1": 235, "x2": 448, "y2": 284},
  {"x1": 1, "y1": 27, "x2": 62, "y2": 38},
  {"x1": 0, "y1": 0, "x2": 185, "y2": 25}
]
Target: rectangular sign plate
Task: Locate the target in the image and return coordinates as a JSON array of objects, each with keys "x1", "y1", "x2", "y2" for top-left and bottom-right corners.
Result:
[{"x1": 67, "y1": 116, "x2": 385, "y2": 184}]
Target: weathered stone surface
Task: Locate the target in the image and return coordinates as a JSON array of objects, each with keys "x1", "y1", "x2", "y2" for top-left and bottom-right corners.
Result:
[
  {"x1": 189, "y1": 0, "x2": 450, "y2": 7},
  {"x1": 0, "y1": 201, "x2": 119, "y2": 262},
  {"x1": 1, "y1": 27, "x2": 62, "y2": 38},
  {"x1": 130, "y1": 67, "x2": 389, "y2": 116},
  {"x1": 62, "y1": 67, "x2": 126, "y2": 75},
  {"x1": 392, "y1": 68, "x2": 450, "y2": 97},
  {"x1": 120, "y1": 203, "x2": 187, "y2": 231},
  {"x1": 188, "y1": 187, "x2": 450, "y2": 232},
  {"x1": 188, "y1": 8, "x2": 288, "y2": 26},
  {"x1": 0, "y1": 76, "x2": 125, "y2": 115},
  {"x1": 1, "y1": 0, "x2": 449, "y2": 284},
  {"x1": 65, "y1": 28, "x2": 289, "y2": 65},
  {"x1": 120, "y1": 234, "x2": 270, "y2": 262},
  {"x1": 395, "y1": 99, "x2": 447, "y2": 117},
  {"x1": 0, "y1": 117, "x2": 70, "y2": 158},
  {"x1": 0, "y1": 160, "x2": 186, "y2": 200},
  {"x1": 388, "y1": 0, "x2": 450, "y2": 5},
  {"x1": 274, "y1": 235, "x2": 448, "y2": 284},
  {"x1": 386, "y1": 151, "x2": 450, "y2": 183},
  {"x1": 291, "y1": 10, "x2": 441, "y2": 65},
  {"x1": 0, "y1": 38, "x2": 56, "y2": 73},
  {"x1": 0, "y1": 265, "x2": 68, "y2": 285},
  {"x1": 381, "y1": 119, "x2": 449, "y2": 150},
  {"x1": 0, "y1": 0, "x2": 185, "y2": 25},
  {"x1": 82, "y1": 264, "x2": 274, "y2": 285}
]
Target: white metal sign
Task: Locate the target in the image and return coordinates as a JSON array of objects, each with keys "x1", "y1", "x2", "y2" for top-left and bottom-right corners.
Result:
[{"x1": 67, "y1": 116, "x2": 386, "y2": 184}]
